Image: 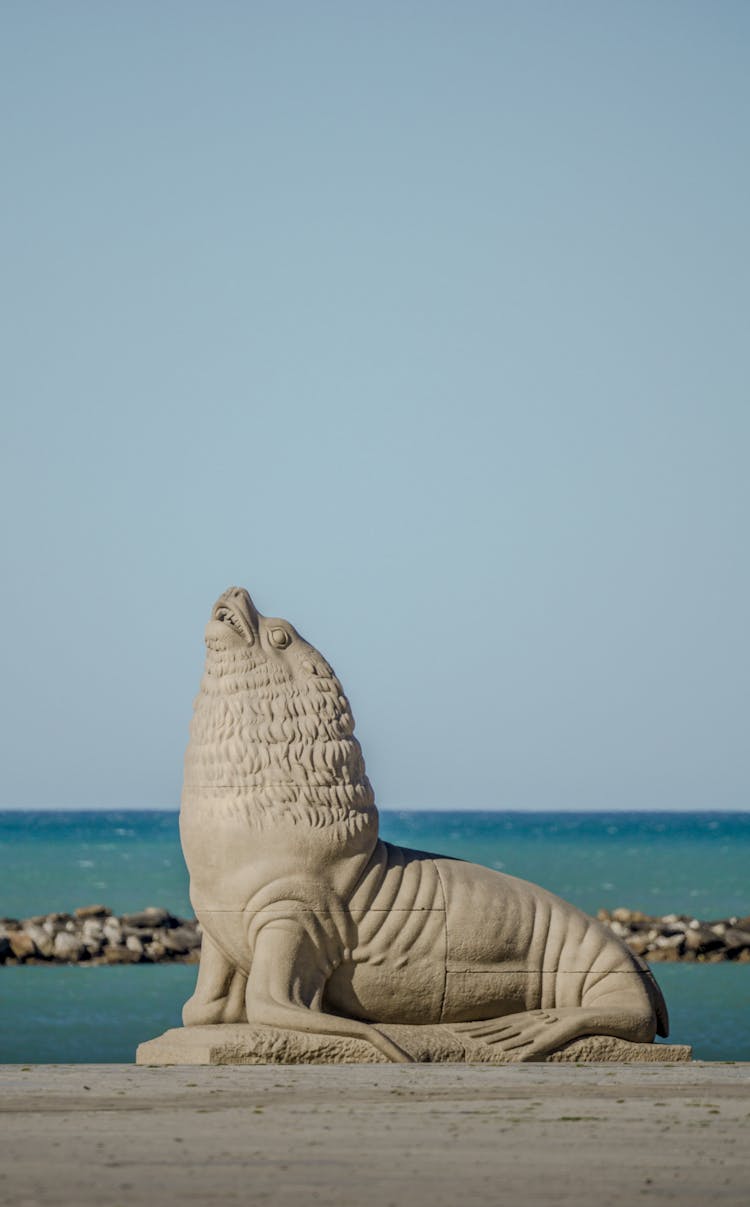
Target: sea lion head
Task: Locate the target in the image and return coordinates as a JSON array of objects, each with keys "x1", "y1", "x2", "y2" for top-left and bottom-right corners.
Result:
[
  {"x1": 204, "y1": 586, "x2": 336, "y2": 686},
  {"x1": 182, "y1": 587, "x2": 377, "y2": 837}
]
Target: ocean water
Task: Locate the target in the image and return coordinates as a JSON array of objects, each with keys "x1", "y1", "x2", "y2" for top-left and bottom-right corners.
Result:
[{"x1": 1, "y1": 810, "x2": 749, "y2": 1063}]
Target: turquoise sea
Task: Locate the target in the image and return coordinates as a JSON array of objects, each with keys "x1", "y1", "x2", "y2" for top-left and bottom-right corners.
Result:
[{"x1": 1, "y1": 810, "x2": 749, "y2": 1062}]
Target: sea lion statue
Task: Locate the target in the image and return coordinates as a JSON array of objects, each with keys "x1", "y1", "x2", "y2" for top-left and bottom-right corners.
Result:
[{"x1": 180, "y1": 586, "x2": 668, "y2": 1063}]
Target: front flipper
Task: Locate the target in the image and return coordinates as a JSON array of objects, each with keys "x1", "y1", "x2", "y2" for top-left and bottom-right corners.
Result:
[
  {"x1": 183, "y1": 930, "x2": 247, "y2": 1025},
  {"x1": 451, "y1": 1006, "x2": 657, "y2": 1061},
  {"x1": 246, "y1": 918, "x2": 412, "y2": 1064}
]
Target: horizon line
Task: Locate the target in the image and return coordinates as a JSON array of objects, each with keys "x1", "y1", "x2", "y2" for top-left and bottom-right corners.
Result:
[{"x1": 1, "y1": 805, "x2": 748, "y2": 815}]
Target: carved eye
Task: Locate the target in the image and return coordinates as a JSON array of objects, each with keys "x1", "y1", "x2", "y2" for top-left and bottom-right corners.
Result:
[{"x1": 269, "y1": 627, "x2": 291, "y2": 650}]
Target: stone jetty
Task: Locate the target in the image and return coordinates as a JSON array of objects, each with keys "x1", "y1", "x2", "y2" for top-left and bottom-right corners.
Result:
[
  {"x1": 1, "y1": 905, "x2": 749, "y2": 965},
  {"x1": 597, "y1": 908, "x2": 750, "y2": 962},
  {"x1": 0, "y1": 906, "x2": 201, "y2": 965}
]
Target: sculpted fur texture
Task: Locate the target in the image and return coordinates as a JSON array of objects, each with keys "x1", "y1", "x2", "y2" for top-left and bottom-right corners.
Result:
[{"x1": 180, "y1": 587, "x2": 669, "y2": 1063}]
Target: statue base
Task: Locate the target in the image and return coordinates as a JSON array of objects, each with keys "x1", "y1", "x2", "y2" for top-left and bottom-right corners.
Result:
[{"x1": 136, "y1": 1024, "x2": 691, "y2": 1065}]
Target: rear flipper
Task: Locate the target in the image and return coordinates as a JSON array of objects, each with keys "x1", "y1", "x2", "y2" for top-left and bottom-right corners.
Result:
[
  {"x1": 182, "y1": 931, "x2": 247, "y2": 1025},
  {"x1": 451, "y1": 1005, "x2": 658, "y2": 1061}
]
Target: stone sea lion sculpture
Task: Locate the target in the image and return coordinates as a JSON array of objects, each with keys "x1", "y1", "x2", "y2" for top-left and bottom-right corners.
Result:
[{"x1": 180, "y1": 586, "x2": 669, "y2": 1063}]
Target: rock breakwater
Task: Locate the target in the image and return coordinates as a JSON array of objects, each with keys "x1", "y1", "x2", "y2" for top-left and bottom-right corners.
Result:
[
  {"x1": 1, "y1": 905, "x2": 749, "y2": 965},
  {"x1": 0, "y1": 905, "x2": 201, "y2": 965},
  {"x1": 598, "y1": 908, "x2": 750, "y2": 962}
]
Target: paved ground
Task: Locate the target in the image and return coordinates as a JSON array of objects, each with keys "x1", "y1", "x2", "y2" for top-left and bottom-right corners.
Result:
[{"x1": 1, "y1": 1063, "x2": 748, "y2": 1207}]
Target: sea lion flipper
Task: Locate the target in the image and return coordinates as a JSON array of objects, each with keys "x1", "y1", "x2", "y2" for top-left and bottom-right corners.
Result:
[
  {"x1": 246, "y1": 919, "x2": 413, "y2": 1063},
  {"x1": 451, "y1": 1005, "x2": 658, "y2": 1060},
  {"x1": 182, "y1": 931, "x2": 248, "y2": 1026}
]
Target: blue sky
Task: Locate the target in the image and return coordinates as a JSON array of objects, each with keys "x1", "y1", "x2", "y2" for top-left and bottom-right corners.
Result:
[{"x1": 1, "y1": 2, "x2": 748, "y2": 810}]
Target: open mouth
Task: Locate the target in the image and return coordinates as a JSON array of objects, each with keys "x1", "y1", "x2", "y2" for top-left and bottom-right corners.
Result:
[
  {"x1": 213, "y1": 604, "x2": 248, "y2": 638},
  {"x1": 210, "y1": 588, "x2": 258, "y2": 642}
]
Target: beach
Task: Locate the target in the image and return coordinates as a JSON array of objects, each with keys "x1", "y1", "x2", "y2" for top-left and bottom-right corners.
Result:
[{"x1": 2, "y1": 1062, "x2": 748, "y2": 1207}]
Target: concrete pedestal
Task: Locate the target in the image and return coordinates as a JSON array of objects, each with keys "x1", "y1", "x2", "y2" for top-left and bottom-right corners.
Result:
[{"x1": 136, "y1": 1023, "x2": 691, "y2": 1065}]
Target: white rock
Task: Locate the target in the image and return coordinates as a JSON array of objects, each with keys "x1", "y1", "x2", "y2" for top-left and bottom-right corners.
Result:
[
  {"x1": 53, "y1": 931, "x2": 85, "y2": 961},
  {"x1": 103, "y1": 919, "x2": 122, "y2": 943},
  {"x1": 24, "y1": 924, "x2": 55, "y2": 958},
  {"x1": 655, "y1": 934, "x2": 683, "y2": 949}
]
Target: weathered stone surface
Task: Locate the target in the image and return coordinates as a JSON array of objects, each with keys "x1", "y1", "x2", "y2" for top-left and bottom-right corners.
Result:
[
  {"x1": 24, "y1": 924, "x2": 55, "y2": 958},
  {"x1": 723, "y1": 927, "x2": 750, "y2": 953},
  {"x1": 53, "y1": 932, "x2": 85, "y2": 961},
  {"x1": 103, "y1": 946, "x2": 140, "y2": 964},
  {"x1": 74, "y1": 904, "x2": 109, "y2": 919},
  {"x1": 546, "y1": 1034, "x2": 692, "y2": 1063},
  {"x1": 81, "y1": 918, "x2": 103, "y2": 939},
  {"x1": 8, "y1": 931, "x2": 36, "y2": 960},
  {"x1": 120, "y1": 925, "x2": 152, "y2": 940},
  {"x1": 121, "y1": 908, "x2": 176, "y2": 929},
  {"x1": 46, "y1": 913, "x2": 72, "y2": 927},
  {"x1": 136, "y1": 1024, "x2": 692, "y2": 1066},
  {"x1": 102, "y1": 918, "x2": 122, "y2": 944},
  {"x1": 160, "y1": 926, "x2": 201, "y2": 954},
  {"x1": 683, "y1": 926, "x2": 723, "y2": 954}
]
